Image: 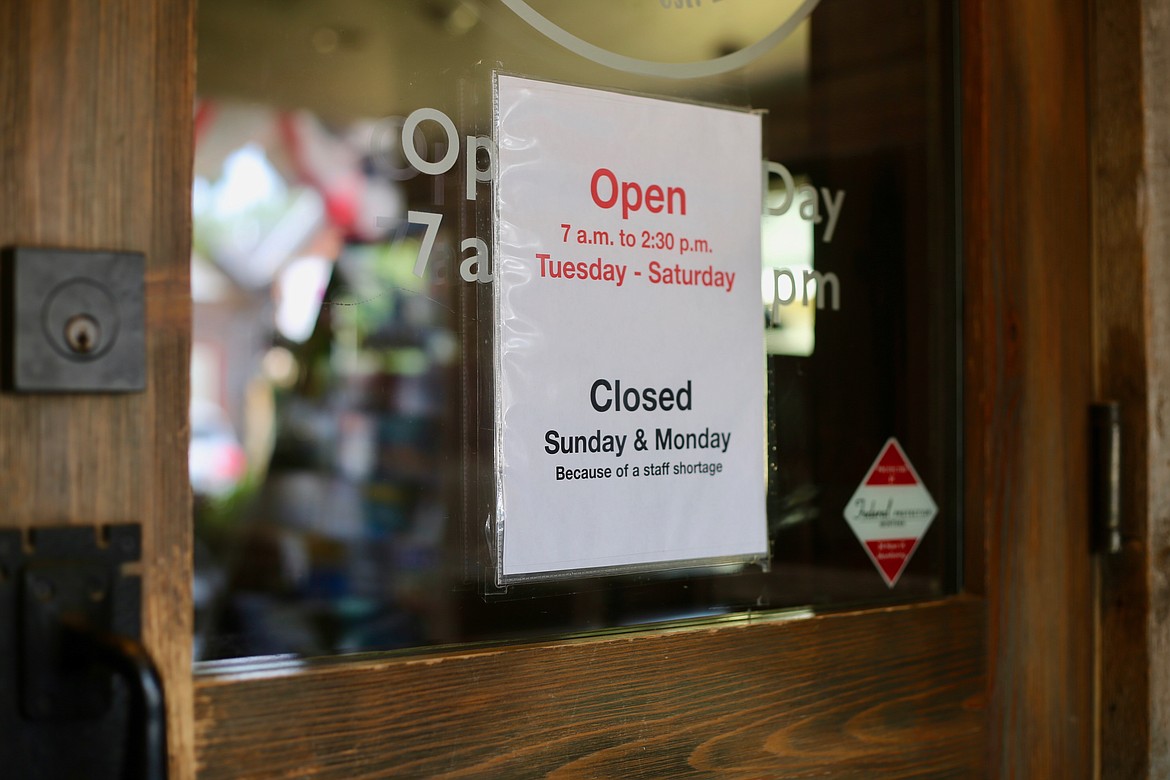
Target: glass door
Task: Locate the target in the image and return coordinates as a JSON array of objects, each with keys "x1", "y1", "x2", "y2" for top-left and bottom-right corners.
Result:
[{"x1": 0, "y1": 0, "x2": 1098, "y2": 777}]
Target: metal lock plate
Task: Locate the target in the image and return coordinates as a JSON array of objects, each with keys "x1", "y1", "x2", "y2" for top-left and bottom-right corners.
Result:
[{"x1": 3, "y1": 247, "x2": 146, "y2": 392}]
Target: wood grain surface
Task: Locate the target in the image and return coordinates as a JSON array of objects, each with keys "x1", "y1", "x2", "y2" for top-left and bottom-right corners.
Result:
[
  {"x1": 962, "y1": 0, "x2": 1096, "y2": 776},
  {"x1": 1088, "y1": 0, "x2": 1151, "y2": 776},
  {"x1": 195, "y1": 599, "x2": 985, "y2": 779},
  {"x1": 1140, "y1": 0, "x2": 1170, "y2": 775},
  {"x1": 0, "y1": 1, "x2": 195, "y2": 777}
]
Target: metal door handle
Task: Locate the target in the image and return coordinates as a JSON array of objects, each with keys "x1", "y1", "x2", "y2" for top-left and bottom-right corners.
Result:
[
  {"x1": 1, "y1": 524, "x2": 157, "y2": 779},
  {"x1": 62, "y1": 619, "x2": 168, "y2": 780}
]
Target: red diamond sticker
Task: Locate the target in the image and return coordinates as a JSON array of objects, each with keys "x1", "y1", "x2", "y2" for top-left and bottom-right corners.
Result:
[
  {"x1": 864, "y1": 539, "x2": 920, "y2": 583},
  {"x1": 865, "y1": 442, "x2": 917, "y2": 485},
  {"x1": 844, "y1": 438, "x2": 937, "y2": 587}
]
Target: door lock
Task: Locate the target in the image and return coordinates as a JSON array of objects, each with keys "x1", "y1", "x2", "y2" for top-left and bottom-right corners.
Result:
[
  {"x1": 2, "y1": 247, "x2": 146, "y2": 392},
  {"x1": 64, "y1": 314, "x2": 103, "y2": 355}
]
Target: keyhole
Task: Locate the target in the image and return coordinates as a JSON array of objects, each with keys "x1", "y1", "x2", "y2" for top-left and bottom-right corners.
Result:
[{"x1": 64, "y1": 314, "x2": 101, "y2": 355}]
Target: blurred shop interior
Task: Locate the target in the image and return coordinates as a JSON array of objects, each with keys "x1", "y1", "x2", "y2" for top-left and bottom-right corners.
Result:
[{"x1": 190, "y1": 0, "x2": 958, "y2": 662}]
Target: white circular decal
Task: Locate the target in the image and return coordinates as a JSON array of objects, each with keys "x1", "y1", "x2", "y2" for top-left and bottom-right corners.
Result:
[{"x1": 499, "y1": 0, "x2": 822, "y2": 79}]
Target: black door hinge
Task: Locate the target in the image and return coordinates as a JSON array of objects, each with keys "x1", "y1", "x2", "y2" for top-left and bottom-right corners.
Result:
[{"x1": 1091, "y1": 402, "x2": 1122, "y2": 555}]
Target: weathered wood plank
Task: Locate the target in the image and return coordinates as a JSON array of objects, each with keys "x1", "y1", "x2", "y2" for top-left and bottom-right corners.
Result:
[
  {"x1": 1088, "y1": 0, "x2": 1151, "y2": 776},
  {"x1": 0, "y1": 0, "x2": 195, "y2": 776},
  {"x1": 963, "y1": 0, "x2": 1096, "y2": 775},
  {"x1": 1141, "y1": 0, "x2": 1170, "y2": 775},
  {"x1": 195, "y1": 599, "x2": 985, "y2": 779}
]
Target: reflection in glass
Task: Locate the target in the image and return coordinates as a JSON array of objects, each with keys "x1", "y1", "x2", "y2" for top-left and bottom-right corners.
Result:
[{"x1": 192, "y1": 0, "x2": 958, "y2": 661}]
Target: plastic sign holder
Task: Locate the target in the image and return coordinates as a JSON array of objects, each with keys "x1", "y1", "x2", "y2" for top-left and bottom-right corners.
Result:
[{"x1": 492, "y1": 74, "x2": 768, "y2": 585}]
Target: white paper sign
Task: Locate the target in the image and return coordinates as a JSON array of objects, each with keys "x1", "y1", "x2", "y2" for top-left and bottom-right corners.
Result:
[{"x1": 494, "y1": 75, "x2": 767, "y2": 582}]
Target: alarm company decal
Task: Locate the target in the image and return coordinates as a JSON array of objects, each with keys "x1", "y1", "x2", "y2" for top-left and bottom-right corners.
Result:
[
  {"x1": 494, "y1": 74, "x2": 767, "y2": 582},
  {"x1": 843, "y1": 438, "x2": 938, "y2": 587}
]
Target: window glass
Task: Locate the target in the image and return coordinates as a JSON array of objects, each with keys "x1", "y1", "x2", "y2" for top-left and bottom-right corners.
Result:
[{"x1": 192, "y1": 0, "x2": 959, "y2": 661}]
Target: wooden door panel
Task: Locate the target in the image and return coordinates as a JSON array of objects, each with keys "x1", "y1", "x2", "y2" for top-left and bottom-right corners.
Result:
[
  {"x1": 192, "y1": 0, "x2": 1093, "y2": 775},
  {"x1": 195, "y1": 599, "x2": 984, "y2": 778},
  {"x1": 0, "y1": 0, "x2": 1097, "y2": 776},
  {"x1": 963, "y1": 0, "x2": 1095, "y2": 773}
]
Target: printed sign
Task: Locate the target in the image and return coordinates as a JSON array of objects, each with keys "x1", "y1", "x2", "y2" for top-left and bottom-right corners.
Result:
[
  {"x1": 843, "y1": 438, "x2": 938, "y2": 587},
  {"x1": 494, "y1": 74, "x2": 767, "y2": 582}
]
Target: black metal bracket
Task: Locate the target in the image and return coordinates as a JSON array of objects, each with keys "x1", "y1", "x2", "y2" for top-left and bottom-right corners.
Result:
[
  {"x1": 1091, "y1": 402, "x2": 1123, "y2": 555},
  {"x1": 0, "y1": 524, "x2": 165, "y2": 780}
]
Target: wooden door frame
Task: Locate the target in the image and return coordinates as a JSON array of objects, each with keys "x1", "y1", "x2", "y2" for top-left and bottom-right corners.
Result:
[
  {"x1": 0, "y1": 0, "x2": 197, "y2": 777},
  {"x1": 0, "y1": 0, "x2": 1108, "y2": 777},
  {"x1": 1090, "y1": 0, "x2": 1170, "y2": 776}
]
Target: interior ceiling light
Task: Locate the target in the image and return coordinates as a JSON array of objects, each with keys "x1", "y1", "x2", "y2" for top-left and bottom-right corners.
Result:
[
  {"x1": 445, "y1": 1, "x2": 481, "y2": 36},
  {"x1": 424, "y1": 0, "x2": 480, "y2": 36},
  {"x1": 311, "y1": 27, "x2": 340, "y2": 55}
]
